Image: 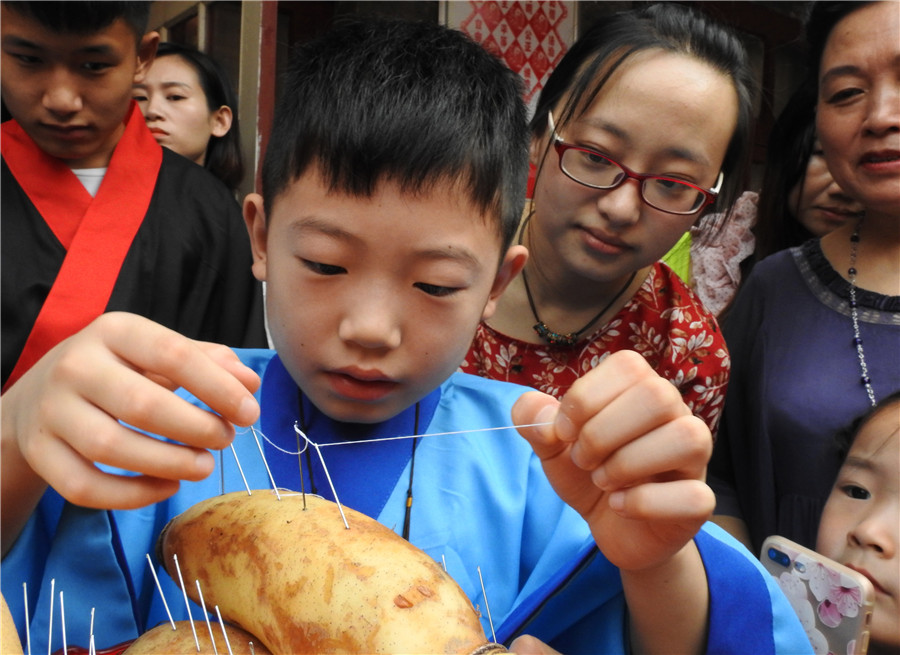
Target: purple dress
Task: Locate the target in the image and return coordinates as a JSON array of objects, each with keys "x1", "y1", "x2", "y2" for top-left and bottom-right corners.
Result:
[{"x1": 708, "y1": 239, "x2": 900, "y2": 552}]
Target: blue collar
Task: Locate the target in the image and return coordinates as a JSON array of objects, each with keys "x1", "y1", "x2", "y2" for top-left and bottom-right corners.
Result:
[{"x1": 259, "y1": 354, "x2": 441, "y2": 520}]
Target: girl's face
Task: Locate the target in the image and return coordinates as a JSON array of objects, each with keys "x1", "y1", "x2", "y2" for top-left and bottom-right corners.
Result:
[
  {"x1": 133, "y1": 55, "x2": 231, "y2": 166},
  {"x1": 787, "y1": 142, "x2": 864, "y2": 237},
  {"x1": 816, "y1": 1, "x2": 900, "y2": 217},
  {"x1": 529, "y1": 50, "x2": 737, "y2": 284},
  {"x1": 817, "y1": 403, "x2": 899, "y2": 651}
]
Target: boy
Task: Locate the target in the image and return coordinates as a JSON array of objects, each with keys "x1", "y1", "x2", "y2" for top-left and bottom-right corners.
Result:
[
  {"x1": 1, "y1": 18, "x2": 811, "y2": 655},
  {"x1": 0, "y1": 1, "x2": 266, "y2": 393}
]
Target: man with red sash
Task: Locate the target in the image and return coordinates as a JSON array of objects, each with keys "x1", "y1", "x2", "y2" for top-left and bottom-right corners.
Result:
[{"x1": 0, "y1": 1, "x2": 266, "y2": 393}]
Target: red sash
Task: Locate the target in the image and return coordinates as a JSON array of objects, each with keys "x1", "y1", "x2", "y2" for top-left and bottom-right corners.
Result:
[{"x1": 1, "y1": 102, "x2": 162, "y2": 391}]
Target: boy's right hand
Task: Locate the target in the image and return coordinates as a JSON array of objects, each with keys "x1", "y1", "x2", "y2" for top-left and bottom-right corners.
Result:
[{"x1": 1, "y1": 312, "x2": 260, "y2": 520}]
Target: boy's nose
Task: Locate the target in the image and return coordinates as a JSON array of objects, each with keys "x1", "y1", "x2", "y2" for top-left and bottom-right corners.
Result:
[
  {"x1": 338, "y1": 293, "x2": 402, "y2": 351},
  {"x1": 42, "y1": 71, "x2": 83, "y2": 117}
]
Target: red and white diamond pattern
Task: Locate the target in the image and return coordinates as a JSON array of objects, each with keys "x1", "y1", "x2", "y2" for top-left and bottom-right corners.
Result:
[{"x1": 457, "y1": 2, "x2": 570, "y2": 106}]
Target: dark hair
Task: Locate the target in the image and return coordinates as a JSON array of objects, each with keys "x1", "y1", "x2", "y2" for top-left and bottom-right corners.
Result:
[
  {"x1": 155, "y1": 43, "x2": 244, "y2": 191},
  {"x1": 751, "y1": 81, "x2": 819, "y2": 263},
  {"x1": 1, "y1": 1, "x2": 150, "y2": 44},
  {"x1": 805, "y1": 2, "x2": 877, "y2": 86},
  {"x1": 833, "y1": 390, "x2": 900, "y2": 463},
  {"x1": 260, "y1": 18, "x2": 529, "y2": 251},
  {"x1": 531, "y1": 3, "x2": 755, "y2": 230}
]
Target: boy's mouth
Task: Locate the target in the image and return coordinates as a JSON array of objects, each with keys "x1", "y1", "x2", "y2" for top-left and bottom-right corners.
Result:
[{"x1": 325, "y1": 369, "x2": 398, "y2": 402}]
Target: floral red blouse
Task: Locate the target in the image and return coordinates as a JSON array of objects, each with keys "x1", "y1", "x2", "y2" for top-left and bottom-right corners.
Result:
[{"x1": 460, "y1": 262, "x2": 729, "y2": 436}]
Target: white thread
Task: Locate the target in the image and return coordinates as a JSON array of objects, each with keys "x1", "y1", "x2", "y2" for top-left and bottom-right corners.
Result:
[{"x1": 243, "y1": 421, "x2": 554, "y2": 456}]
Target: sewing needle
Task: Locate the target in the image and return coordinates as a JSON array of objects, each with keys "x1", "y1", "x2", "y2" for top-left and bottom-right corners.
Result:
[
  {"x1": 477, "y1": 566, "x2": 496, "y2": 644},
  {"x1": 250, "y1": 426, "x2": 281, "y2": 500},
  {"x1": 195, "y1": 580, "x2": 218, "y2": 655},
  {"x1": 146, "y1": 554, "x2": 176, "y2": 630},
  {"x1": 23, "y1": 583, "x2": 31, "y2": 655},
  {"x1": 59, "y1": 591, "x2": 66, "y2": 655},
  {"x1": 215, "y1": 606, "x2": 233, "y2": 655},
  {"x1": 173, "y1": 554, "x2": 200, "y2": 651},
  {"x1": 46, "y1": 579, "x2": 54, "y2": 655}
]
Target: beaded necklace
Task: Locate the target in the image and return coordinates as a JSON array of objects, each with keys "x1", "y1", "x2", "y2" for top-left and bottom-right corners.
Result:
[
  {"x1": 519, "y1": 212, "x2": 636, "y2": 346},
  {"x1": 847, "y1": 222, "x2": 877, "y2": 407}
]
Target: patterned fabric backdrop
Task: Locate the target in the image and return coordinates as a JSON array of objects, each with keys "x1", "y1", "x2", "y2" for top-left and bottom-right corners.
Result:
[{"x1": 449, "y1": 1, "x2": 574, "y2": 112}]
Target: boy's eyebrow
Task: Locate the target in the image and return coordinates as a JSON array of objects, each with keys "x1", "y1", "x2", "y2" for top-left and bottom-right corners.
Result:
[
  {"x1": 290, "y1": 217, "x2": 484, "y2": 269},
  {"x1": 1, "y1": 35, "x2": 43, "y2": 50}
]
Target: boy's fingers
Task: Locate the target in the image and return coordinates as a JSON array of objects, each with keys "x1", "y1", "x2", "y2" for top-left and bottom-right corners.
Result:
[
  {"x1": 585, "y1": 414, "x2": 711, "y2": 490},
  {"x1": 77, "y1": 359, "x2": 240, "y2": 451},
  {"x1": 609, "y1": 480, "x2": 716, "y2": 523},
  {"x1": 91, "y1": 313, "x2": 260, "y2": 428},
  {"x1": 512, "y1": 391, "x2": 564, "y2": 459},
  {"x1": 560, "y1": 350, "x2": 662, "y2": 430},
  {"x1": 48, "y1": 393, "x2": 220, "y2": 482},
  {"x1": 509, "y1": 635, "x2": 563, "y2": 655},
  {"x1": 29, "y1": 437, "x2": 182, "y2": 510}
]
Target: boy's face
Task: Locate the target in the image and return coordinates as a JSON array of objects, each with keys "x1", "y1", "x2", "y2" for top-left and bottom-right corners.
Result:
[
  {"x1": 244, "y1": 168, "x2": 525, "y2": 424},
  {"x1": 817, "y1": 405, "x2": 899, "y2": 650},
  {"x1": 0, "y1": 5, "x2": 158, "y2": 168}
]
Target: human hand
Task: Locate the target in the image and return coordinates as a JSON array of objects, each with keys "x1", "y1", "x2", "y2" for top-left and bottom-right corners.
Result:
[
  {"x1": 1, "y1": 312, "x2": 260, "y2": 512},
  {"x1": 512, "y1": 350, "x2": 714, "y2": 572},
  {"x1": 509, "y1": 635, "x2": 563, "y2": 655}
]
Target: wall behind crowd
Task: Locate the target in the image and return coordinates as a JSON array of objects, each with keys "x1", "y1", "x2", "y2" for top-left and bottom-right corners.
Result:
[{"x1": 149, "y1": 0, "x2": 811, "y2": 200}]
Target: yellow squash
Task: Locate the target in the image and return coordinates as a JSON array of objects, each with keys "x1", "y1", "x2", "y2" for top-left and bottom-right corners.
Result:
[
  {"x1": 123, "y1": 620, "x2": 272, "y2": 654},
  {"x1": 1, "y1": 593, "x2": 23, "y2": 655},
  {"x1": 158, "y1": 491, "x2": 506, "y2": 655}
]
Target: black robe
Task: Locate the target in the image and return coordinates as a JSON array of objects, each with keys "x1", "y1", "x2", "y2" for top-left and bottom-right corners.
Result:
[{"x1": 2, "y1": 148, "x2": 267, "y2": 388}]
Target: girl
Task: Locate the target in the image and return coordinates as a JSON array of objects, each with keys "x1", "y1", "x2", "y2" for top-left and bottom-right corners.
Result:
[
  {"x1": 817, "y1": 391, "x2": 900, "y2": 655},
  {"x1": 709, "y1": 0, "x2": 900, "y2": 553},
  {"x1": 461, "y1": 3, "x2": 755, "y2": 435},
  {"x1": 133, "y1": 42, "x2": 243, "y2": 191}
]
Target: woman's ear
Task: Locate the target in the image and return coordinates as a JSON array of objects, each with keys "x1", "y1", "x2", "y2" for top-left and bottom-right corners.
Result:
[
  {"x1": 243, "y1": 193, "x2": 269, "y2": 282},
  {"x1": 210, "y1": 105, "x2": 233, "y2": 138}
]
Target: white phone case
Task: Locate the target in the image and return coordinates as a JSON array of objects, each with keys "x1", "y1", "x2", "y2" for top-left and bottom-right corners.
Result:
[{"x1": 761, "y1": 535, "x2": 875, "y2": 655}]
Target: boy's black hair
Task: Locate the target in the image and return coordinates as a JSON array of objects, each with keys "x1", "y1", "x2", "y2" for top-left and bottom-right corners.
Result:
[
  {"x1": 833, "y1": 390, "x2": 900, "y2": 463},
  {"x1": 261, "y1": 18, "x2": 529, "y2": 251},
  {"x1": 531, "y1": 3, "x2": 756, "y2": 234},
  {"x1": 1, "y1": 1, "x2": 151, "y2": 44},
  {"x1": 155, "y1": 42, "x2": 244, "y2": 192}
]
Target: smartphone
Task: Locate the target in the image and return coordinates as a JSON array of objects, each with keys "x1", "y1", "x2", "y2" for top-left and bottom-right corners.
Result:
[{"x1": 760, "y1": 535, "x2": 875, "y2": 655}]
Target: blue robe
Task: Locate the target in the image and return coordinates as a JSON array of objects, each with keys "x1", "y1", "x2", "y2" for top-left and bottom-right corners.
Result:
[{"x1": 3, "y1": 350, "x2": 811, "y2": 654}]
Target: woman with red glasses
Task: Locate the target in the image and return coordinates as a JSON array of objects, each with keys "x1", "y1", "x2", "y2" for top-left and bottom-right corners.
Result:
[{"x1": 461, "y1": 2, "x2": 754, "y2": 437}]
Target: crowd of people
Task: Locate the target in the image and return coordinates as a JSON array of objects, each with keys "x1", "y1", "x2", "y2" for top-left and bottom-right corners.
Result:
[{"x1": 1, "y1": 1, "x2": 897, "y2": 654}]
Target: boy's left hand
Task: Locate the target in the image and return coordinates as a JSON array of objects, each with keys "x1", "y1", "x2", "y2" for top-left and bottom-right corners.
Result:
[{"x1": 513, "y1": 350, "x2": 715, "y2": 572}]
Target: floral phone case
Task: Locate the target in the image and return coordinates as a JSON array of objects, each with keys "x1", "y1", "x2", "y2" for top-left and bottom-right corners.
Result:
[{"x1": 761, "y1": 536, "x2": 875, "y2": 655}]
